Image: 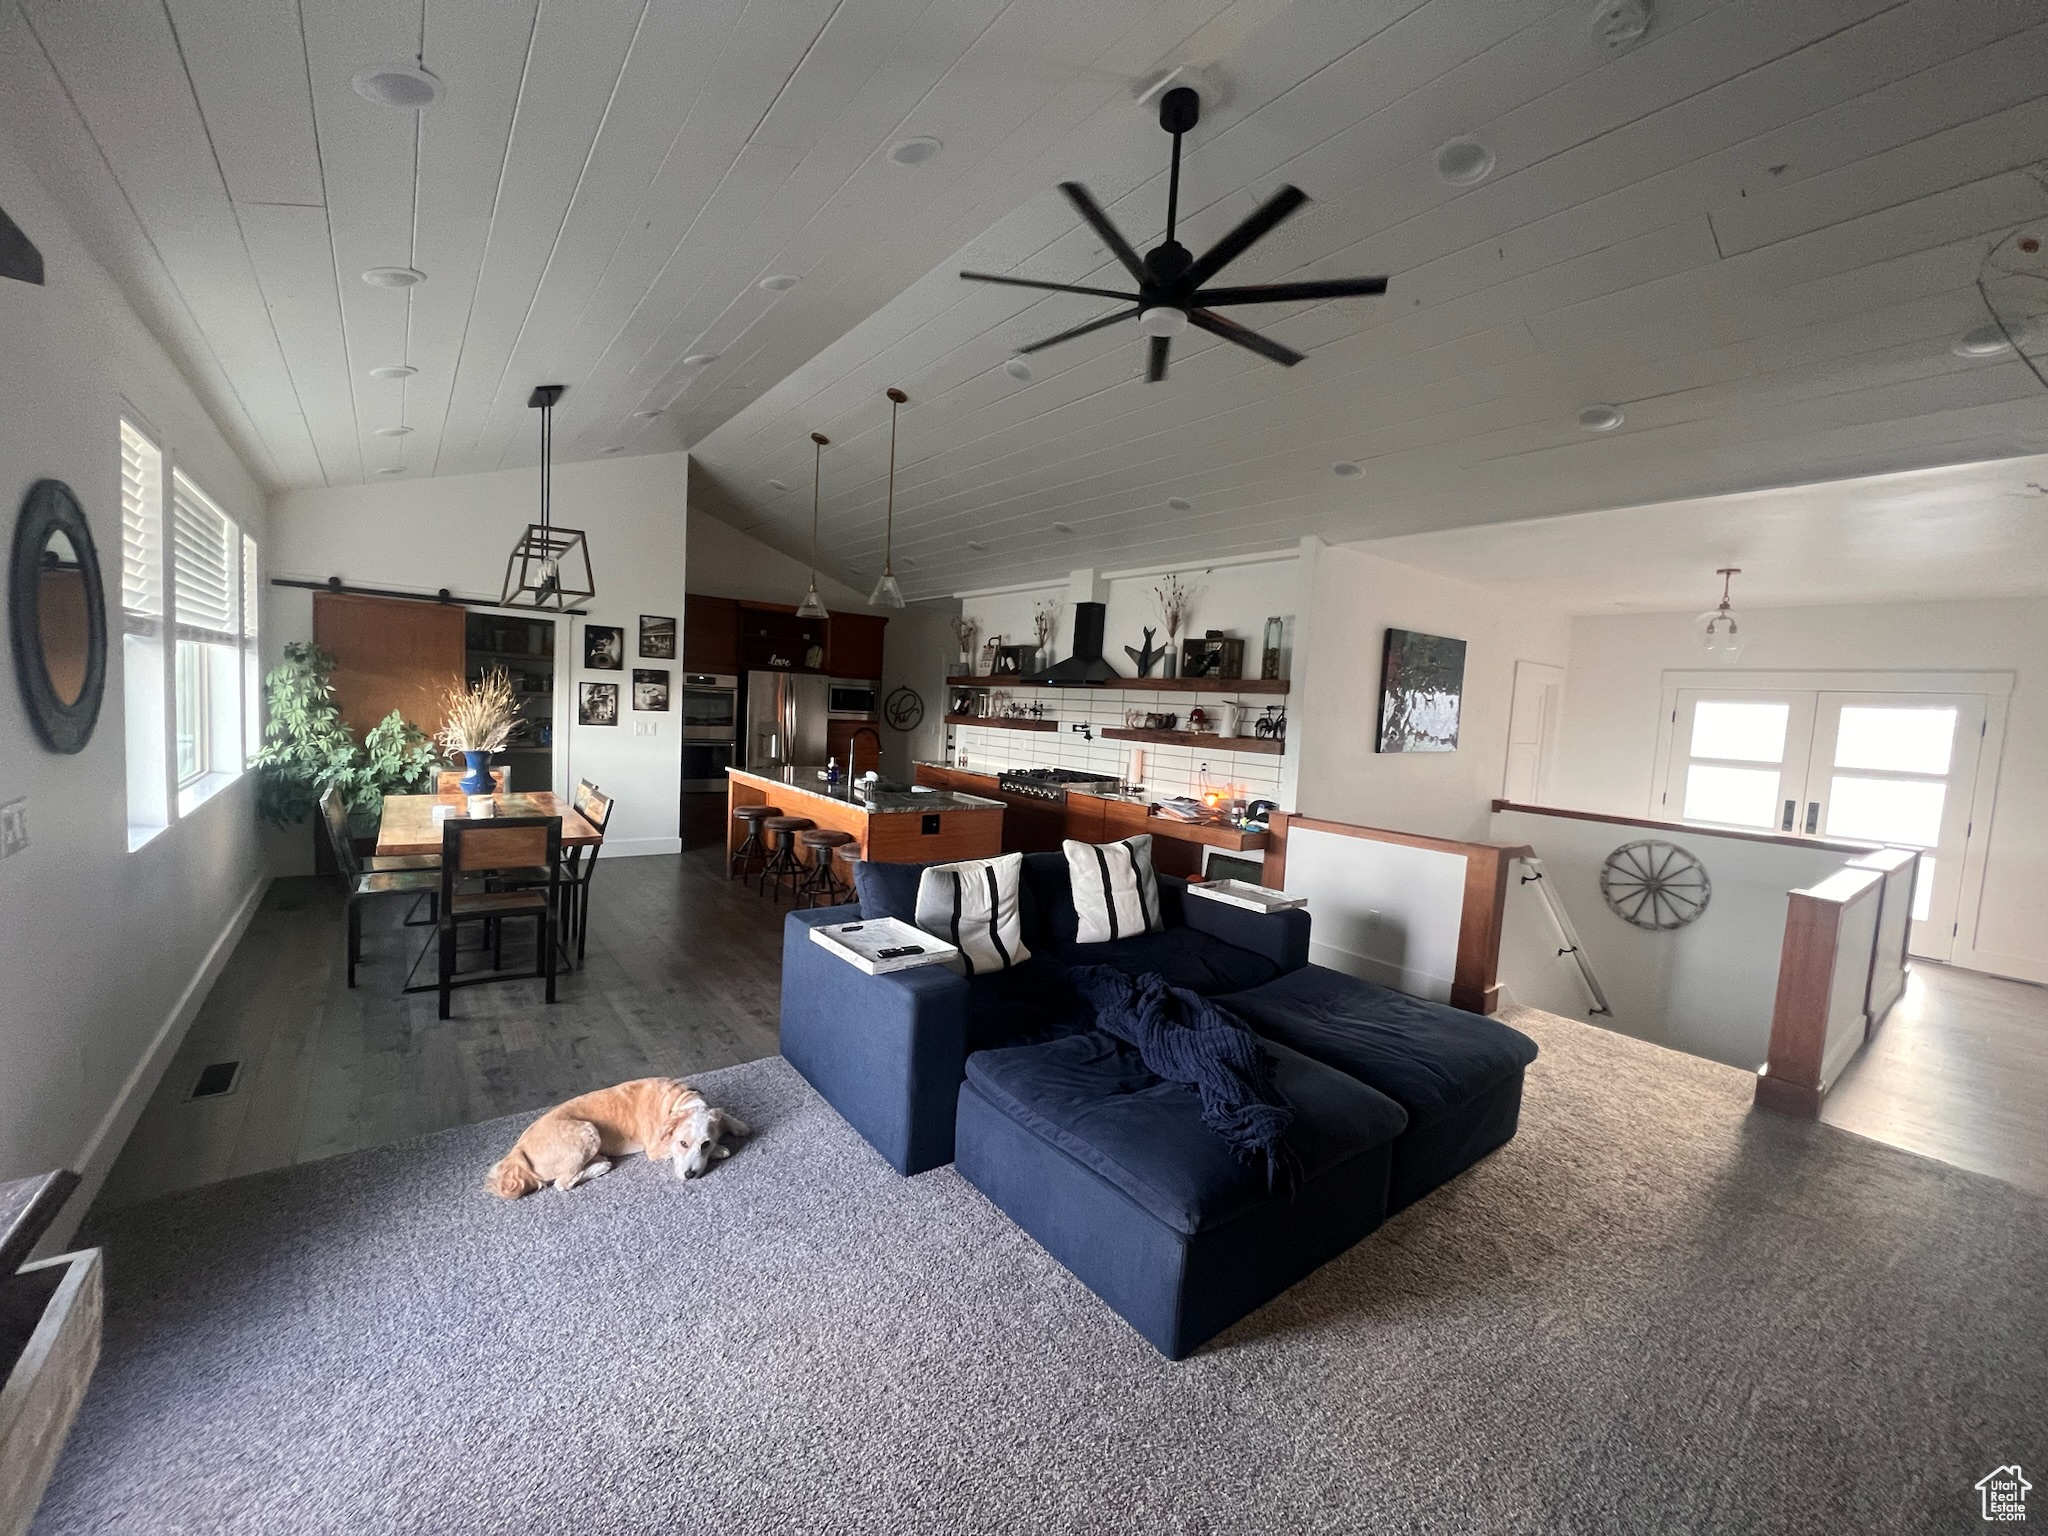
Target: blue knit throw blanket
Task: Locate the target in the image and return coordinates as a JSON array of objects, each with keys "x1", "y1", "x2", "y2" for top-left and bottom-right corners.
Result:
[{"x1": 1069, "y1": 966, "x2": 1302, "y2": 1194}]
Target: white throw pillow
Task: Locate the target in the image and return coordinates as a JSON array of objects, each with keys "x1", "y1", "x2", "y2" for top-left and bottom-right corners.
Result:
[
  {"x1": 1064, "y1": 835, "x2": 1164, "y2": 944},
  {"x1": 914, "y1": 853, "x2": 1030, "y2": 975}
]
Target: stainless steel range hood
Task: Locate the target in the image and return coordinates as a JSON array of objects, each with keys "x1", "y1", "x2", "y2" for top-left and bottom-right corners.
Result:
[{"x1": 1038, "y1": 601, "x2": 1121, "y2": 685}]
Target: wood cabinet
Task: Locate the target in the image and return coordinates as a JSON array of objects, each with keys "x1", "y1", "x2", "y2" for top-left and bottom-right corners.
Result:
[
  {"x1": 1064, "y1": 795, "x2": 1106, "y2": 845},
  {"x1": 738, "y1": 601, "x2": 826, "y2": 673},
  {"x1": 825, "y1": 610, "x2": 888, "y2": 679},
  {"x1": 682, "y1": 593, "x2": 739, "y2": 674}
]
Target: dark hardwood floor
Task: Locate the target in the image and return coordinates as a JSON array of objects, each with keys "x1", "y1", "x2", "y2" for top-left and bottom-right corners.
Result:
[{"x1": 91, "y1": 847, "x2": 792, "y2": 1215}]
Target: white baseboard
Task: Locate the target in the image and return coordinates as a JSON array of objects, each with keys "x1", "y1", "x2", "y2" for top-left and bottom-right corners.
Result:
[
  {"x1": 601, "y1": 835, "x2": 683, "y2": 858},
  {"x1": 48, "y1": 874, "x2": 271, "y2": 1250}
]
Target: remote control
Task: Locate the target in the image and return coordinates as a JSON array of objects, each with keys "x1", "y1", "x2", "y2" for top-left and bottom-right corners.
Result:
[{"x1": 875, "y1": 945, "x2": 925, "y2": 959}]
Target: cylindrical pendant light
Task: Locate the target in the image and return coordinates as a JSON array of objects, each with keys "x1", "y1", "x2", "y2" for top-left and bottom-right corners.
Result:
[
  {"x1": 1698, "y1": 567, "x2": 1743, "y2": 662},
  {"x1": 869, "y1": 387, "x2": 908, "y2": 609},
  {"x1": 796, "y1": 431, "x2": 829, "y2": 619}
]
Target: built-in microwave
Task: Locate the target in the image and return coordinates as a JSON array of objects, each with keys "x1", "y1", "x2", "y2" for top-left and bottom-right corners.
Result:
[{"x1": 826, "y1": 678, "x2": 880, "y2": 719}]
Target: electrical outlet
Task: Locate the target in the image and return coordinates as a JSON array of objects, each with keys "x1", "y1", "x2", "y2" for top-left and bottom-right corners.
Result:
[
  {"x1": 634, "y1": 720, "x2": 657, "y2": 737},
  {"x1": 0, "y1": 798, "x2": 26, "y2": 859}
]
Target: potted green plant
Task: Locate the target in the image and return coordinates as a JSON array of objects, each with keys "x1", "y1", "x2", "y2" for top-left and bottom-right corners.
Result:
[
  {"x1": 252, "y1": 642, "x2": 439, "y2": 852},
  {"x1": 436, "y1": 667, "x2": 519, "y2": 794}
]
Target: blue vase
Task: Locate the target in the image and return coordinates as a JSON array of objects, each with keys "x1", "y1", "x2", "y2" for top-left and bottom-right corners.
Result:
[{"x1": 458, "y1": 750, "x2": 493, "y2": 795}]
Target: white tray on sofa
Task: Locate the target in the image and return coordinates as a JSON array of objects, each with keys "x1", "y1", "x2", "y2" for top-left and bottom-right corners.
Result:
[
  {"x1": 1186, "y1": 879, "x2": 1306, "y2": 914},
  {"x1": 809, "y1": 918, "x2": 960, "y2": 975}
]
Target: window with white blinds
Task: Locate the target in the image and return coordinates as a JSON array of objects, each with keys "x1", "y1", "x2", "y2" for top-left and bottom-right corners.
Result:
[
  {"x1": 120, "y1": 422, "x2": 164, "y2": 624},
  {"x1": 171, "y1": 472, "x2": 238, "y2": 643}
]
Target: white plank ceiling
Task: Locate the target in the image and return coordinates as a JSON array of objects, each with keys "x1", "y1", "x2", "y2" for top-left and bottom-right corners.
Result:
[{"x1": 4, "y1": 0, "x2": 2046, "y2": 600}]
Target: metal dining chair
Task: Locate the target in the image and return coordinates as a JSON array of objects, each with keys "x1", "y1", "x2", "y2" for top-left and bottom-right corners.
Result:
[
  {"x1": 320, "y1": 785, "x2": 442, "y2": 988},
  {"x1": 562, "y1": 781, "x2": 614, "y2": 964},
  {"x1": 436, "y1": 816, "x2": 563, "y2": 1019}
]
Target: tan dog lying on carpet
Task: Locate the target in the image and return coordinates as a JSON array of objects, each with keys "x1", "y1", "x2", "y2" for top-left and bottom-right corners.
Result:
[{"x1": 486, "y1": 1076, "x2": 750, "y2": 1198}]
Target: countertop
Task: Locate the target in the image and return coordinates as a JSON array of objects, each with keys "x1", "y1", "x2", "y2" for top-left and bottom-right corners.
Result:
[
  {"x1": 910, "y1": 762, "x2": 1270, "y2": 848},
  {"x1": 730, "y1": 765, "x2": 1004, "y2": 815}
]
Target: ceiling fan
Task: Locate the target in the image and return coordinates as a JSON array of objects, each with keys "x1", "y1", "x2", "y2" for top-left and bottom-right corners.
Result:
[{"x1": 961, "y1": 86, "x2": 1389, "y2": 382}]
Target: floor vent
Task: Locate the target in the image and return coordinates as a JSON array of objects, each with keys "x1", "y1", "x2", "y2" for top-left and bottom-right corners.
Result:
[{"x1": 190, "y1": 1061, "x2": 240, "y2": 1100}]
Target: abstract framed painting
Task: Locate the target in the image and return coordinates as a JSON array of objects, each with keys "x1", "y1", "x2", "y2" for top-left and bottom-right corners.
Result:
[{"x1": 1376, "y1": 628, "x2": 1466, "y2": 753}]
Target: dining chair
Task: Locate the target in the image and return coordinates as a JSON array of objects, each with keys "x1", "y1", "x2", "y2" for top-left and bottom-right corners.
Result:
[
  {"x1": 435, "y1": 766, "x2": 511, "y2": 795},
  {"x1": 562, "y1": 781, "x2": 614, "y2": 964},
  {"x1": 320, "y1": 785, "x2": 442, "y2": 988},
  {"x1": 436, "y1": 816, "x2": 562, "y2": 1019}
]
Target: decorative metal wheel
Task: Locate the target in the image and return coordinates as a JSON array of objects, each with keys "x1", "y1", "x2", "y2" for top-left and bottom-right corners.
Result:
[
  {"x1": 1599, "y1": 840, "x2": 1711, "y2": 930},
  {"x1": 883, "y1": 685, "x2": 925, "y2": 732}
]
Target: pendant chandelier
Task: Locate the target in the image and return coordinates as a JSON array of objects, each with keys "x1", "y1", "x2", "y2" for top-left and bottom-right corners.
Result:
[
  {"x1": 796, "y1": 430, "x2": 830, "y2": 619},
  {"x1": 1698, "y1": 567, "x2": 1743, "y2": 662},
  {"x1": 500, "y1": 384, "x2": 596, "y2": 610},
  {"x1": 869, "y1": 386, "x2": 908, "y2": 609}
]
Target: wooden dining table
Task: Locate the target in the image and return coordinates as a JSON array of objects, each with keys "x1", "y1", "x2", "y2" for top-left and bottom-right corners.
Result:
[{"x1": 375, "y1": 789, "x2": 605, "y2": 858}]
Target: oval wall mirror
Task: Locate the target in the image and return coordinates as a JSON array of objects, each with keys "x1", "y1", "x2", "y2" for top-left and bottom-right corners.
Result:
[{"x1": 10, "y1": 479, "x2": 108, "y2": 754}]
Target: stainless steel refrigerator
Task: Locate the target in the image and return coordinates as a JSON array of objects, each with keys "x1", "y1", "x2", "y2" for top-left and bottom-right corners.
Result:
[{"x1": 744, "y1": 671, "x2": 830, "y2": 770}]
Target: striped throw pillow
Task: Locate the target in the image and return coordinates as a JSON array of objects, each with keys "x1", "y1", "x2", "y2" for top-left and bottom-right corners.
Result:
[
  {"x1": 1064, "y1": 836, "x2": 1164, "y2": 944},
  {"x1": 913, "y1": 853, "x2": 1030, "y2": 975}
]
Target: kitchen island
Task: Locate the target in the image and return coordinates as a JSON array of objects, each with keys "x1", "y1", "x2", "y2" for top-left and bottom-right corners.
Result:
[{"x1": 726, "y1": 766, "x2": 1005, "y2": 866}]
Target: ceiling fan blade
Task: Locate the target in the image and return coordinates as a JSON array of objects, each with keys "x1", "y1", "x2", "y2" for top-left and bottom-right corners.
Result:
[
  {"x1": 1147, "y1": 335, "x2": 1170, "y2": 383},
  {"x1": 1182, "y1": 185, "x2": 1310, "y2": 290},
  {"x1": 1058, "y1": 182, "x2": 1149, "y2": 284},
  {"x1": 1195, "y1": 276, "x2": 1389, "y2": 306},
  {"x1": 960, "y1": 270, "x2": 1136, "y2": 302},
  {"x1": 1187, "y1": 308, "x2": 1305, "y2": 367},
  {"x1": 1018, "y1": 307, "x2": 1141, "y2": 355}
]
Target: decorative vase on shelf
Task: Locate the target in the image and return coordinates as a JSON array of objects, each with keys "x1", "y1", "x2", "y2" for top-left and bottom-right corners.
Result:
[
  {"x1": 459, "y1": 750, "x2": 494, "y2": 795},
  {"x1": 1162, "y1": 647, "x2": 1178, "y2": 680}
]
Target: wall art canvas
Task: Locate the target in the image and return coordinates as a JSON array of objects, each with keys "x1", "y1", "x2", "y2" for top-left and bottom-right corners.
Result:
[
  {"x1": 638, "y1": 614, "x2": 677, "y2": 659},
  {"x1": 633, "y1": 669, "x2": 670, "y2": 711},
  {"x1": 578, "y1": 681, "x2": 619, "y2": 726},
  {"x1": 583, "y1": 624, "x2": 624, "y2": 670},
  {"x1": 1376, "y1": 628, "x2": 1466, "y2": 753}
]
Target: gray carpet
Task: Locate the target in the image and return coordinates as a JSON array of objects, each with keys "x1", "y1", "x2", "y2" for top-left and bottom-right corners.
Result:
[{"x1": 34, "y1": 1011, "x2": 2048, "y2": 1536}]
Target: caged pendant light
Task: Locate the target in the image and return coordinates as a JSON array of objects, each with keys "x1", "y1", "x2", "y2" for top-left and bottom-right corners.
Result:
[
  {"x1": 869, "y1": 387, "x2": 908, "y2": 608},
  {"x1": 796, "y1": 431, "x2": 830, "y2": 619},
  {"x1": 501, "y1": 384, "x2": 596, "y2": 610},
  {"x1": 1698, "y1": 567, "x2": 1744, "y2": 662}
]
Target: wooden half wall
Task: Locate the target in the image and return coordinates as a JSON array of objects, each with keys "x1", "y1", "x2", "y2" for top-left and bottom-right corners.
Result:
[{"x1": 1261, "y1": 813, "x2": 1530, "y2": 1015}]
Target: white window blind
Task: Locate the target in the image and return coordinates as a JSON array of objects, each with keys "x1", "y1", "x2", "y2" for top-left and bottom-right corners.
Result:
[
  {"x1": 172, "y1": 471, "x2": 237, "y2": 643},
  {"x1": 120, "y1": 422, "x2": 164, "y2": 624},
  {"x1": 242, "y1": 533, "x2": 259, "y2": 639}
]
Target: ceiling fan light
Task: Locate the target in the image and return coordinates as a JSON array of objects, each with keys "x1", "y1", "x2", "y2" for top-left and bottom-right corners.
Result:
[{"x1": 1139, "y1": 305, "x2": 1189, "y2": 338}]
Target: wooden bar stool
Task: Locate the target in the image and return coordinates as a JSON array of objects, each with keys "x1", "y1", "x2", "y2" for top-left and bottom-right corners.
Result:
[
  {"x1": 730, "y1": 803, "x2": 783, "y2": 880},
  {"x1": 796, "y1": 829, "x2": 856, "y2": 908},
  {"x1": 757, "y1": 815, "x2": 814, "y2": 902}
]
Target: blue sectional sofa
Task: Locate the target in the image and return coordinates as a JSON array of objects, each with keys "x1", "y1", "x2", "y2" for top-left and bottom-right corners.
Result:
[{"x1": 781, "y1": 851, "x2": 1537, "y2": 1357}]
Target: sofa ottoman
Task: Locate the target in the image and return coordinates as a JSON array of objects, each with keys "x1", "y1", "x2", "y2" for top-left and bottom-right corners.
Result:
[
  {"x1": 1220, "y1": 966, "x2": 1539, "y2": 1213},
  {"x1": 956, "y1": 1030, "x2": 1408, "y2": 1359}
]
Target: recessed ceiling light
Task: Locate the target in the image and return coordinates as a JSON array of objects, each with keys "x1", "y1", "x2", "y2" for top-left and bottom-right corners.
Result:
[
  {"x1": 766, "y1": 479, "x2": 789, "y2": 492},
  {"x1": 1004, "y1": 358, "x2": 1034, "y2": 381},
  {"x1": 368, "y1": 364, "x2": 417, "y2": 380},
  {"x1": 631, "y1": 409, "x2": 662, "y2": 420},
  {"x1": 757, "y1": 274, "x2": 799, "y2": 292},
  {"x1": 373, "y1": 425, "x2": 413, "y2": 437},
  {"x1": 1433, "y1": 137, "x2": 1494, "y2": 188},
  {"x1": 967, "y1": 540, "x2": 987, "y2": 551},
  {"x1": 1331, "y1": 461, "x2": 1362, "y2": 478},
  {"x1": 351, "y1": 64, "x2": 442, "y2": 109},
  {"x1": 1165, "y1": 496, "x2": 1193, "y2": 512},
  {"x1": 887, "y1": 136, "x2": 942, "y2": 167},
  {"x1": 1590, "y1": 0, "x2": 1653, "y2": 54},
  {"x1": 1952, "y1": 323, "x2": 2023, "y2": 357},
  {"x1": 683, "y1": 352, "x2": 719, "y2": 367},
  {"x1": 375, "y1": 466, "x2": 406, "y2": 476},
  {"x1": 1052, "y1": 522, "x2": 1075, "y2": 534},
  {"x1": 1577, "y1": 403, "x2": 1625, "y2": 431},
  {"x1": 600, "y1": 446, "x2": 624, "y2": 456},
  {"x1": 362, "y1": 266, "x2": 426, "y2": 288}
]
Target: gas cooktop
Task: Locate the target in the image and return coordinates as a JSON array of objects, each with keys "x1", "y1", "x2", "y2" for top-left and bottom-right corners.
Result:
[{"x1": 998, "y1": 767, "x2": 1123, "y2": 801}]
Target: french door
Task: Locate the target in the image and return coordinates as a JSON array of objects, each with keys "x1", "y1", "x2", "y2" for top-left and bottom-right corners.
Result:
[{"x1": 1663, "y1": 688, "x2": 1986, "y2": 959}]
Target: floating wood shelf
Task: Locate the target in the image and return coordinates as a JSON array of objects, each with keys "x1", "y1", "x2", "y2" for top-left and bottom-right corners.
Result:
[
  {"x1": 946, "y1": 675, "x2": 1288, "y2": 695},
  {"x1": 944, "y1": 714, "x2": 1057, "y2": 732},
  {"x1": 1099, "y1": 727, "x2": 1284, "y2": 755}
]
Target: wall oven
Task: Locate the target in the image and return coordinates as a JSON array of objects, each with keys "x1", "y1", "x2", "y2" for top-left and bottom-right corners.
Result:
[
  {"x1": 678, "y1": 673, "x2": 739, "y2": 741},
  {"x1": 680, "y1": 740, "x2": 737, "y2": 793},
  {"x1": 826, "y1": 678, "x2": 880, "y2": 719}
]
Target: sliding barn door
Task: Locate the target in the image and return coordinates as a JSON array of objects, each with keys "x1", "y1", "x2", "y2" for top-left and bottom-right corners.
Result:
[{"x1": 312, "y1": 592, "x2": 465, "y2": 739}]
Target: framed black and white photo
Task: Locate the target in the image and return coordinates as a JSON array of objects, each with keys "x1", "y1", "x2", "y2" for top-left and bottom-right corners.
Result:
[
  {"x1": 638, "y1": 614, "x2": 677, "y2": 659},
  {"x1": 583, "y1": 624, "x2": 624, "y2": 670},
  {"x1": 578, "y1": 681, "x2": 619, "y2": 726},
  {"x1": 1375, "y1": 628, "x2": 1466, "y2": 753},
  {"x1": 633, "y1": 669, "x2": 670, "y2": 711}
]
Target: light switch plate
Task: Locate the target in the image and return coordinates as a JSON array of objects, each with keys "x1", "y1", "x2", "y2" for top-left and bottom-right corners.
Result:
[
  {"x1": 634, "y1": 720, "x2": 657, "y2": 737},
  {"x1": 0, "y1": 798, "x2": 27, "y2": 859}
]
